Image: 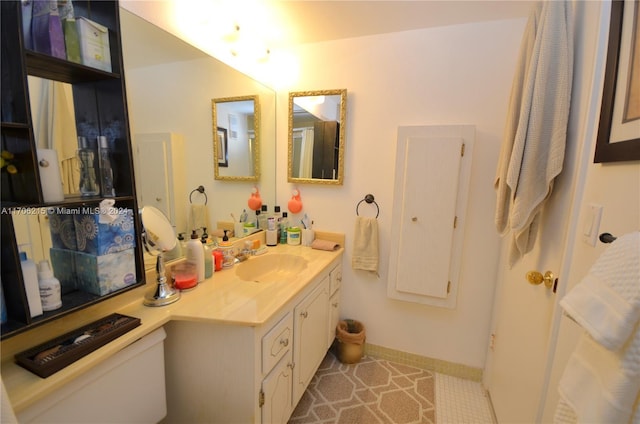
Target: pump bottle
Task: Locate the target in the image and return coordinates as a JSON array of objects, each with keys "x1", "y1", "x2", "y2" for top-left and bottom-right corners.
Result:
[
  {"x1": 279, "y1": 212, "x2": 289, "y2": 244},
  {"x1": 185, "y1": 230, "x2": 205, "y2": 282},
  {"x1": 37, "y1": 260, "x2": 62, "y2": 311},
  {"x1": 201, "y1": 233, "x2": 213, "y2": 278}
]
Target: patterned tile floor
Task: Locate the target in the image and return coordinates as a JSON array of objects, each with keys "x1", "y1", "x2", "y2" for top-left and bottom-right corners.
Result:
[{"x1": 289, "y1": 351, "x2": 494, "y2": 424}]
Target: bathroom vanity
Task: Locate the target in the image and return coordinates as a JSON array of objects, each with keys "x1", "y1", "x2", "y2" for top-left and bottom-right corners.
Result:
[
  {"x1": 1, "y1": 234, "x2": 343, "y2": 424},
  {"x1": 163, "y1": 249, "x2": 342, "y2": 423}
]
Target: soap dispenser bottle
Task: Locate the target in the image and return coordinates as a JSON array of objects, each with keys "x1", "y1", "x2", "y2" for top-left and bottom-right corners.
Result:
[
  {"x1": 37, "y1": 260, "x2": 62, "y2": 311},
  {"x1": 279, "y1": 212, "x2": 289, "y2": 244},
  {"x1": 185, "y1": 230, "x2": 205, "y2": 283},
  {"x1": 201, "y1": 233, "x2": 213, "y2": 278}
]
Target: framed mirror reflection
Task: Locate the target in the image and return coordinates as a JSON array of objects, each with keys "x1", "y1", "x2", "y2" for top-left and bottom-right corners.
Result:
[
  {"x1": 212, "y1": 95, "x2": 260, "y2": 181},
  {"x1": 288, "y1": 89, "x2": 347, "y2": 185}
]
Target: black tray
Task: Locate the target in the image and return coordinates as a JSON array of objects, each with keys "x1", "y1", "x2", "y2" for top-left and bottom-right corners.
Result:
[{"x1": 15, "y1": 313, "x2": 141, "y2": 378}]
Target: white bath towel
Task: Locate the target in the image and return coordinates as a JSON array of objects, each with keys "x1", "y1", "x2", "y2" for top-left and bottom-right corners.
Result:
[
  {"x1": 352, "y1": 217, "x2": 379, "y2": 273},
  {"x1": 494, "y1": 1, "x2": 573, "y2": 267},
  {"x1": 560, "y1": 231, "x2": 640, "y2": 350},
  {"x1": 557, "y1": 323, "x2": 640, "y2": 424},
  {"x1": 556, "y1": 231, "x2": 640, "y2": 423},
  {"x1": 187, "y1": 204, "x2": 211, "y2": 233}
]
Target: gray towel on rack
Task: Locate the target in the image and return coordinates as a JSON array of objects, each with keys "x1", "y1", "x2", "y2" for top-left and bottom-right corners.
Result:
[
  {"x1": 352, "y1": 217, "x2": 379, "y2": 273},
  {"x1": 494, "y1": 1, "x2": 573, "y2": 267}
]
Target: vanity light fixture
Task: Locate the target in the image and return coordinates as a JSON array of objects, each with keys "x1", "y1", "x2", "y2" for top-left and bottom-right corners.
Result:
[{"x1": 225, "y1": 24, "x2": 271, "y2": 62}]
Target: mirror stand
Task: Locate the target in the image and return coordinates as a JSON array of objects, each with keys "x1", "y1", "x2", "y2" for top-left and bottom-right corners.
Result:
[{"x1": 144, "y1": 253, "x2": 181, "y2": 306}]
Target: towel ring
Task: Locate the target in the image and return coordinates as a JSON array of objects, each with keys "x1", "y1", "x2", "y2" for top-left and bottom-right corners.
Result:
[
  {"x1": 356, "y1": 194, "x2": 379, "y2": 218},
  {"x1": 189, "y1": 185, "x2": 208, "y2": 205}
]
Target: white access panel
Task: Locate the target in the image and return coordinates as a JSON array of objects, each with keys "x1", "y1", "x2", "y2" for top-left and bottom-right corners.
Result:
[
  {"x1": 388, "y1": 125, "x2": 474, "y2": 309},
  {"x1": 395, "y1": 137, "x2": 462, "y2": 298}
]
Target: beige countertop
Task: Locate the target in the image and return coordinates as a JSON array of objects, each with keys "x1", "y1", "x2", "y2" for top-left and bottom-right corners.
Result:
[{"x1": 1, "y1": 232, "x2": 344, "y2": 413}]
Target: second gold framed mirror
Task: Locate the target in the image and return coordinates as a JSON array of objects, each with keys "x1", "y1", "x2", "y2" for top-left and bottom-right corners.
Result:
[
  {"x1": 212, "y1": 95, "x2": 260, "y2": 181},
  {"x1": 288, "y1": 89, "x2": 346, "y2": 185}
]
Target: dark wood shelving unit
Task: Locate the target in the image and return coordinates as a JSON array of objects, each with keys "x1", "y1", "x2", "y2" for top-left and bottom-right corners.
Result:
[{"x1": 1, "y1": 0, "x2": 144, "y2": 340}]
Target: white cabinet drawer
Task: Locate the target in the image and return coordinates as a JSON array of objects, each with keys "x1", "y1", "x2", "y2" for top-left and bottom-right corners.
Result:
[
  {"x1": 330, "y1": 263, "x2": 342, "y2": 295},
  {"x1": 262, "y1": 313, "x2": 293, "y2": 374}
]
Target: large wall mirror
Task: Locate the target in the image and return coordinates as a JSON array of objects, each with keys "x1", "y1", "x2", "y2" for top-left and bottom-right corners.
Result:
[
  {"x1": 212, "y1": 95, "x2": 260, "y2": 181},
  {"x1": 120, "y1": 7, "x2": 276, "y2": 257},
  {"x1": 288, "y1": 89, "x2": 347, "y2": 185}
]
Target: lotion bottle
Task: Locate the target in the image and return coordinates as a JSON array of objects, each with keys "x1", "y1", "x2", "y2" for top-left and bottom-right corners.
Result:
[
  {"x1": 19, "y1": 251, "x2": 43, "y2": 317},
  {"x1": 266, "y1": 217, "x2": 278, "y2": 246},
  {"x1": 185, "y1": 230, "x2": 205, "y2": 283},
  {"x1": 37, "y1": 260, "x2": 62, "y2": 311}
]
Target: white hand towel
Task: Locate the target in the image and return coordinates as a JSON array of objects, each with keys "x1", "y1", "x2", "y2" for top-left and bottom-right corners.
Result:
[
  {"x1": 188, "y1": 204, "x2": 211, "y2": 233},
  {"x1": 352, "y1": 216, "x2": 379, "y2": 273}
]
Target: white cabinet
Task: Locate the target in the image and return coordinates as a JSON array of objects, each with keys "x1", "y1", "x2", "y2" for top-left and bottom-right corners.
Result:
[
  {"x1": 261, "y1": 313, "x2": 294, "y2": 423},
  {"x1": 328, "y1": 263, "x2": 342, "y2": 349},
  {"x1": 17, "y1": 328, "x2": 167, "y2": 424},
  {"x1": 293, "y1": 276, "x2": 330, "y2": 403},
  {"x1": 261, "y1": 353, "x2": 293, "y2": 424},
  {"x1": 388, "y1": 125, "x2": 474, "y2": 309},
  {"x1": 163, "y1": 258, "x2": 342, "y2": 424}
]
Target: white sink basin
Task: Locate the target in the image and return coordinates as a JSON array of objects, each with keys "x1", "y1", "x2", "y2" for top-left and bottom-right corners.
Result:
[{"x1": 235, "y1": 253, "x2": 308, "y2": 283}]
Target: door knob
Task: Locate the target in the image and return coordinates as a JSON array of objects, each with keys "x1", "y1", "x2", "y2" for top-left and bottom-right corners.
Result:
[{"x1": 526, "y1": 271, "x2": 555, "y2": 289}]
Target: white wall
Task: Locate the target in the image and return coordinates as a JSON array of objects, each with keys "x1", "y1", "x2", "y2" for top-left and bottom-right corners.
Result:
[{"x1": 275, "y1": 18, "x2": 527, "y2": 368}]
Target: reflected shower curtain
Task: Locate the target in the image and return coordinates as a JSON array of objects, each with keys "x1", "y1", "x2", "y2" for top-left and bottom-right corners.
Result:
[
  {"x1": 32, "y1": 78, "x2": 80, "y2": 195},
  {"x1": 299, "y1": 127, "x2": 314, "y2": 178}
]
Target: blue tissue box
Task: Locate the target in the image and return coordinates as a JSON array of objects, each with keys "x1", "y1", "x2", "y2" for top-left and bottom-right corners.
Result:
[
  {"x1": 49, "y1": 248, "x2": 77, "y2": 294},
  {"x1": 48, "y1": 212, "x2": 77, "y2": 250},
  {"x1": 74, "y1": 209, "x2": 136, "y2": 255},
  {"x1": 75, "y1": 249, "x2": 137, "y2": 296}
]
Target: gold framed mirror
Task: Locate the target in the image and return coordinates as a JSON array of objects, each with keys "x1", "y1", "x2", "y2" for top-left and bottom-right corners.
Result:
[
  {"x1": 288, "y1": 89, "x2": 347, "y2": 184},
  {"x1": 212, "y1": 95, "x2": 260, "y2": 181}
]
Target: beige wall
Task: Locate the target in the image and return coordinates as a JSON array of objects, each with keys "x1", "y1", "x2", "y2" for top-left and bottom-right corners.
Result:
[{"x1": 275, "y1": 18, "x2": 527, "y2": 368}]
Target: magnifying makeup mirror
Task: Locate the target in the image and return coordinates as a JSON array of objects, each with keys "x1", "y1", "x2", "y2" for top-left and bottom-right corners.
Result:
[{"x1": 140, "y1": 206, "x2": 180, "y2": 306}]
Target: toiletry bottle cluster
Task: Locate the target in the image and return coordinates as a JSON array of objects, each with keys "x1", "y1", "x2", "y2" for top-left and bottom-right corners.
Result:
[{"x1": 77, "y1": 135, "x2": 115, "y2": 197}]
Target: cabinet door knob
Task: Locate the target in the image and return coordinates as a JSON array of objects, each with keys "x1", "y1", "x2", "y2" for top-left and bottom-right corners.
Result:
[
  {"x1": 332, "y1": 302, "x2": 339, "y2": 308},
  {"x1": 300, "y1": 311, "x2": 308, "y2": 318},
  {"x1": 288, "y1": 362, "x2": 295, "y2": 370},
  {"x1": 280, "y1": 338, "x2": 289, "y2": 347}
]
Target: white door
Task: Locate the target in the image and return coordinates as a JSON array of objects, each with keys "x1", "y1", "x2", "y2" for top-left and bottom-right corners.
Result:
[
  {"x1": 135, "y1": 138, "x2": 171, "y2": 220},
  {"x1": 485, "y1": 1, "x2": 606, "y2": 421}
]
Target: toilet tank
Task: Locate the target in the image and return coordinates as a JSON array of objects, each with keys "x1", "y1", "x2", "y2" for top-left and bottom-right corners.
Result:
[{"x1": 17, "y1": 327, "x2": 167, "y2": 423}]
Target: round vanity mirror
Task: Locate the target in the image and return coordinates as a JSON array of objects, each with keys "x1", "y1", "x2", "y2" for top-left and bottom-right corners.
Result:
[
  {"x1": 140, "y1": 206, "x2": 180, "y2": 306},
  {"x1": 141, "y1": 206, "x2": 177, "y2": 253}
]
